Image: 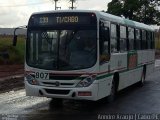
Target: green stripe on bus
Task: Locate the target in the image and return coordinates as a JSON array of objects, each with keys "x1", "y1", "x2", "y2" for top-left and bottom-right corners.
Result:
[
  {"x1": 96, "y1": 65, "x2": 144, "y2": 80},
  {"x1": 97, "y1": 73, "x2": 113, "y2": 80},
  {"x1": 59, "y1": 62, "x2": 154, "y2": 81}
]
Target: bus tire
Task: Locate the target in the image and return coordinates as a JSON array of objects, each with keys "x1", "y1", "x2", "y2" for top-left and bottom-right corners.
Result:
[{"x1": 107, "y1": 74, "x2": 119, "y2": 102}]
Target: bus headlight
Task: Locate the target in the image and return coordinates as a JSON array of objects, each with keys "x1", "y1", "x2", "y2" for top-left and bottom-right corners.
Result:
[
  {"x1": 76, "y1": 76, "x2": 96, "y2": 87},
  {"x1": 25, "y1": 74, "x2": 39, "y2": 85}
]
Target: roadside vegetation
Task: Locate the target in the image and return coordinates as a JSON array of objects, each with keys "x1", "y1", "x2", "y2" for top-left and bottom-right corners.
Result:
[
  {"x1": 155, "y1": 31, "x2": 160, "y2": 50},
  {"x1": 0, "y1": 35, "x2": 25, "y2": 64}
]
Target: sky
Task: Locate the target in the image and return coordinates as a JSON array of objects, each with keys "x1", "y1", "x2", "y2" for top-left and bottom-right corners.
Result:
[{"x1": 0, "y1": 0, "x2": 111, "y2": 28}]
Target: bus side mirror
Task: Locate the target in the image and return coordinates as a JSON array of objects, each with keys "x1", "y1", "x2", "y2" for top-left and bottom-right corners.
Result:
[
  {"x1": 13, "y1": 35, "x2": 17, "y2": 46},
  {"x1": 12, "y1": 25, "x2": 27, "y2": 46}
]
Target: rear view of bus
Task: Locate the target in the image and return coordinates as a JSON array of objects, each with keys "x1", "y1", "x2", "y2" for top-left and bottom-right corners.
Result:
[{"x1": 25, "y1": 11, "x2": 99, "y2": 101}]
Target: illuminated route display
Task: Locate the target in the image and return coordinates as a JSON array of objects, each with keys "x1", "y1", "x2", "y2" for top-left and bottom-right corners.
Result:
[
  {"x1": 28, "y1": 12, "x2": 97, "y2": 27},
  {"x1": 56, "y1": 16, "x2": 79, "y2": 23}
]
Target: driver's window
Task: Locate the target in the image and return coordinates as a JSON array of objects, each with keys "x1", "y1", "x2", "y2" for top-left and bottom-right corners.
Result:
[{"x1": 99, "y1": 21, "x2": 110, "y2": 64}]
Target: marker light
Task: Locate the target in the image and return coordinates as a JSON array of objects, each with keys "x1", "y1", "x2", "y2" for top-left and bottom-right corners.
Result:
[{"x1": 78, "y1": 91, "x2": 92, "y2": 96}]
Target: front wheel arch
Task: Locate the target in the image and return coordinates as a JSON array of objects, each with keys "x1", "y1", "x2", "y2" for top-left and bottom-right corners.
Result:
[
  {"x1": 107, "y1": 72, "x2": 119, "y2": 102},
  {"x1": 138, "y1": 65, "x2": 146, "y2": 87},
  {"x1": 113, "y1": 72, "x2": 119, "y2": 92}
]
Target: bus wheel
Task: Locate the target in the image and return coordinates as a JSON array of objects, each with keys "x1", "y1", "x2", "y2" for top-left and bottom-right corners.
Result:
[{"x1": 107, "y1": 79, "x2": 116, "y2": 102}]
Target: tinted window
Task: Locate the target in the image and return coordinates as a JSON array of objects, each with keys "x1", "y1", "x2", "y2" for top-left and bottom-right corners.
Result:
[
  {"x1": 120, "y1": 26, "x2": 127, "y2": 51},
  {"x1": 99, "y1": 21, "x2": 110, "y2": 63},
  {"x1": 147, "y1": 31, "x2": 152, "y2": 49},
  {"x1": 111, "y1": 24, "x2": 117, "y2": 38},
  {"x1": 142, "y1": 30, "x2": 146, "y2": 49},
  {"x1": 27, "y1": 30, "x2": 97, "y2": 70},
  {"x1": 111, "y1": 24, "x2": 118, "y2": 52},
  {"x1": 120, "y1": 26, "x2": 126, "y2": 39},
  {"x1": 151, "y1": 32, "x2": 155, "y2": 49},
  {"x1": 135, "y1": 29, "x2": 141, "y2": 50},
  {"x1": 128, "y1": 27, "x2": 134, "y2": 50},
  {"x1": 128, "y1": 27, "x2": 134, "y2": 39}
]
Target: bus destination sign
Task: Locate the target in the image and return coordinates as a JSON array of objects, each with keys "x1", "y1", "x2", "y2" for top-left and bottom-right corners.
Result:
[
  {"x1": 30, "y1": 13, "x2": 96, "y2": 27},
  {"x1": 39, "y1": 16, "x2": 79, "y2": 24},
  {"x1": 56, "y1": 16, "x2": 79, "y2": 24}
]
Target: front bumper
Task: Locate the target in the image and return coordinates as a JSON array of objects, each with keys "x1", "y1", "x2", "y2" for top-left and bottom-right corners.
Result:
[{"x1": 25, "y1": 80, "x2": 99, "y2": 101}]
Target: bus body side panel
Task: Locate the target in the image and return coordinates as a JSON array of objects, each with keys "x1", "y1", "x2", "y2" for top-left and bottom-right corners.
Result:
[
  {"x1": 146, "y1": 50, "x2": 155, "y2": 76},
  {"x1": 108, "y1": 53, "x2": 128, "y2": 91},
  {"x1": 97, "y1": 76, "x2": 113, "y2": 100},
  {"x1": 109, "y1": 52, "x2": 128, "y2": 72},
  {"x1": 137, "y1": 50, "x2": 155, "y2": 77},
  {"x1": 146, "y1": 63, "x2": 154, "y2": 77},
  {"x1": 98, "y1": 62, "x2": 113, "y2": 99},
  {"x1": 118, "y1": 67, "x2": 143, "y2": 90},
  {"x1": 98, "y1": 52, "x2": 127, "y2": 99}
]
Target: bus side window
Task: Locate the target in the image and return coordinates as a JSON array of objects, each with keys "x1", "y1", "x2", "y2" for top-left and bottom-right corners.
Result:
[
  {"x1": 135, "y1": 29, "x2": 141, "y2": 50},
  {"x1": 142, "y1": 30, "x2": 146, "y2": 49},
  {"x1": 110, "y1": 23, "x2": 118, "y2": 52},
  {"x1": 151, "y1": 32, "x2": 155, "y2": 49},
  {"x1": 99, "y1": 21, "x2": 110, "y2": 64},
  {"x1": 128, "y1": 27, "x2": 134, "y2": 50},
  {"x1": 120, "y1": 26, "x2": 127, "y2": 52},
  {"x1": 147, "y1": 31, "x2": 152, "y2": 49}
]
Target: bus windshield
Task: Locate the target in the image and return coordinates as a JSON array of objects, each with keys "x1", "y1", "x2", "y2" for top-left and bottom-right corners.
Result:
[{"x1": 26, "y1": 30, "x2": 97, "y2": 70}]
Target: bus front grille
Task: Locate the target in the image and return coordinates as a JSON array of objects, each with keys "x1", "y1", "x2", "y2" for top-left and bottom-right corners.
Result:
[
  {"x1": 49, "y1": 74, "x2": 81, "y2": 80},
  {"x1": 42, "y1": 82, "x2": 74, "y2": 86},
  {"x1": 45, "y1": 89, "x2": 70, "y2": 95}
]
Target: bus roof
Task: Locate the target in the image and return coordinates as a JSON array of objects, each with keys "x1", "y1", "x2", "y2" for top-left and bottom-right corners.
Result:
[
  {"x1": 31, "y1": 10, "x2": 155, "y2": 31},
  {"x1": 99, "y1": 12, "x2": 155, "y2": 31}
]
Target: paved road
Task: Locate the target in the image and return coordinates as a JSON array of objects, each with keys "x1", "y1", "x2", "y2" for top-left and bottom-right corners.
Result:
[{"x1": 0, "y1": 61, "x2": 160, "y2": 120}]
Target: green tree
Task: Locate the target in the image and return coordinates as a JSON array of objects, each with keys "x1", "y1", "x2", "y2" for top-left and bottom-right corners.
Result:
[
  {"x1": 107, "y1": 0, "x2": 160, "y2": 25},
  {"x1": 107, "y1": 0, "x2": 123, "y2": 17}
]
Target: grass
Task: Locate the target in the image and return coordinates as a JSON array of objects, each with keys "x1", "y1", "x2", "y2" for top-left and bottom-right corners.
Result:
[{"x1": 0, "y1": 35, "x2": 25, "y2": 64}]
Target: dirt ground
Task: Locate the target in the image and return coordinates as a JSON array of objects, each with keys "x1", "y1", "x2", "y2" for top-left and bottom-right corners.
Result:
[
  {"x1": 0, "y1": 64, "x2": 24, "y2": 78},
  {"x1": 0, "y1": 64, "x2": 24, "y2": 93},
  {"x1": 0, "y1": 77, "x2": 24, "y2": 93}
]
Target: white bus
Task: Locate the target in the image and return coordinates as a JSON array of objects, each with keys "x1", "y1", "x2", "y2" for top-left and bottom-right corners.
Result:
[{"x1": 24, "y1": 10, "x2": 155, "y2": 102}]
